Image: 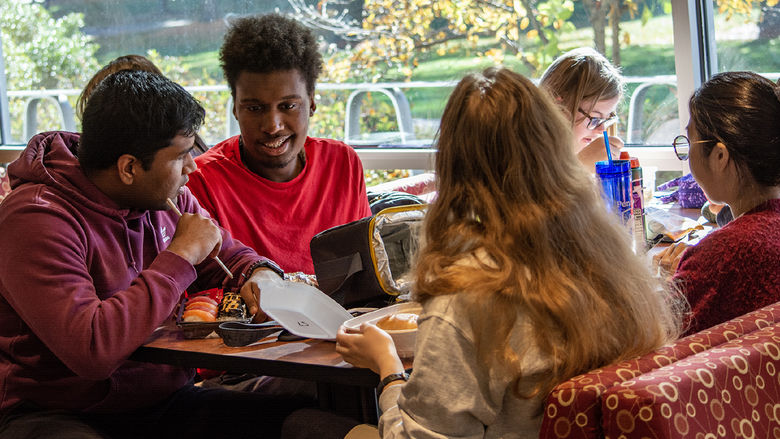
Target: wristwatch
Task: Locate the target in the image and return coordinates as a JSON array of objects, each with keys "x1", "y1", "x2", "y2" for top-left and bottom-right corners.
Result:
[
  {"x1": 242, "y1": 259, "x2": 284, "y2": 282},
  {"x1": 378, "y1": 371, "x2": 409, "y2": 394}
]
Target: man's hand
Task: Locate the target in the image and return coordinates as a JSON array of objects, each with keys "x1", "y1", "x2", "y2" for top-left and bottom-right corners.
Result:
[
  {"x1": 239, "y1": 268, "x2": 282, "y2": 322},
  {"x1": 652, "y1": 241, "x2": 688, "y2": 279},
  {"x1": 577, "y1": 135, "x2": 624, "y2": 171},
  {"x1": 166, "y1": 213, "x2": 223, "y2": 265}
]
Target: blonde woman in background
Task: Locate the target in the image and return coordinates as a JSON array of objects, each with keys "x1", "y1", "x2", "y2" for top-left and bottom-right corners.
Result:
[
  {"x1": 76, "y1": 55, "x2": 162, "y2": 120},
  {"x1": 540, "y1": 47, "x2": 625, "y2": 171},
  {"x1": 297, "y1": 67, "x2": 683, "y2": 439}
]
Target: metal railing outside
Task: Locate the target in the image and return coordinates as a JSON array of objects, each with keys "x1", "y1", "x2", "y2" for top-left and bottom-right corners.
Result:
[{"x1": 3, "y1": 73, "x2": 777, "y2": 169}]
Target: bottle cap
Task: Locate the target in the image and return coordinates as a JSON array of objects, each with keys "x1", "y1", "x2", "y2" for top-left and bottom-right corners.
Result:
[
  {"x1": 619, "y1": 151, "x2": 630, "y2": 160},
  {"x1": 629, "y1": 157, "x2": 640, "y2": 168},
  {"x1": 595, "y1": 160, "x2": 631, "y2": 175}
]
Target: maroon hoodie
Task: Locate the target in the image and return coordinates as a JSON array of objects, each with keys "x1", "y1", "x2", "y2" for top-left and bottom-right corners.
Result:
[{"x1": 0, "y1": 132, "x2": 263, "y2": 415}]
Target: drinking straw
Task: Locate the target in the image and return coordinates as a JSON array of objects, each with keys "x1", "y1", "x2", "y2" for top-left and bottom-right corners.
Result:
[
  {"x1": 166, "y1": 198, "x2": 234, "y2": 279},
  {"x1": 603, "y1": 130, "x2": 613, "y2": 165}
]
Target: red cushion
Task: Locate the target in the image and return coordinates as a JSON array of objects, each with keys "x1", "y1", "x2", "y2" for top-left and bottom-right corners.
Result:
[
  {"x1": 602, "y1": 322, "x2": 780, "y2": 438},
  {"x1": 539, "y1": 301, "x2": 780, "y2": 438},
  {"x1": 366, "y1": 172, "x2": 435, "y2": 196}
]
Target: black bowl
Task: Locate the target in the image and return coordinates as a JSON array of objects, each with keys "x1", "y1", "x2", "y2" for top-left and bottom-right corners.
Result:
[{"x1": 216, "y1": 321, "x2": 282, "y2": 347}]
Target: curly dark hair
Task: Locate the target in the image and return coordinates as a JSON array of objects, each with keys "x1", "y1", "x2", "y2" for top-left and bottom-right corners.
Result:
[{"x1": 220, "y1": 14, "x2": 323, "y2": 97}]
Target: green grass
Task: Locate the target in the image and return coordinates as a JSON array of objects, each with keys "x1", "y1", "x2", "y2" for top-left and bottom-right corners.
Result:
[
  {"x1": 90, "y1": 9, "x2": 779, "y2": 132},
  {"x1": 181, "y1": 50, "x2": 222, "y2": 81},
  {"x1": 96, "y1": 8, "x2": 778, "y2": 85}
]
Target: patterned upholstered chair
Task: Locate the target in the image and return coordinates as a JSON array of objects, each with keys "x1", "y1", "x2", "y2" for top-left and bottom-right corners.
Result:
[
  {"x1": 602, "y1": 322, "x2": 780, "y2": 438},
  {"x1": 366, "y1": 172, "x2": 435, "y2": 197},
  {"x1": 539, "y1": 302, "x2": 780, "y2": 439}
]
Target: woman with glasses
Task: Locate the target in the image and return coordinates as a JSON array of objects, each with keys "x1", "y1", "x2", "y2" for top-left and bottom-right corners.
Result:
[
  {"x1": 655, "y1": 71, "x2": 780, "y2": 335},
  {"x1": 539, "y1": 47, "x2": 624, "y2": 171}
]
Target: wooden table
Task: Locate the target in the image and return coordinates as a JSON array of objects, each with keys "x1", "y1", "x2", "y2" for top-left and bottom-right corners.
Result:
[
  {"x1": 130, "y1": 324, "x2": 410, "y2": 423},
  {"x1": 131, "y1": 325, "x2": 378, "y2": 387}
]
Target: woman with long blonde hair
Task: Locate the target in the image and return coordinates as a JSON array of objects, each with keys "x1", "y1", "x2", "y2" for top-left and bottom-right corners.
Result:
[{"x1": 297, "y1": 67, "x2": 682, "y2": 438}]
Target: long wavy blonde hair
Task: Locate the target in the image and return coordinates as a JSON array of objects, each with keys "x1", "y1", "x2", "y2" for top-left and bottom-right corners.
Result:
[{"x1": 414, "y1": 67, "x2": 682, "y2": 402}]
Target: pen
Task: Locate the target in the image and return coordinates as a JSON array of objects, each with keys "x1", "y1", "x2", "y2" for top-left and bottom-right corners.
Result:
[{"x1": 166, "y1": 198, "x2": 234, "y2": 280}]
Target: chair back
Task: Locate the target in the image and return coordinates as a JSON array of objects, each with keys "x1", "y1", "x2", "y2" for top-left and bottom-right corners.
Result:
[
  {"x1": 602, "y1": 322, "x2": 780, "y2": 438},
  {"x1": 539, "y1": 301, "x2": 780, "y2": 438}
]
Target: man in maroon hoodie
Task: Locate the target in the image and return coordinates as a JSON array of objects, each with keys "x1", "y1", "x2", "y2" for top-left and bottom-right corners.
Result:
[{"x1": 0, "y1": 71, "x2": 306, "y2": 438}]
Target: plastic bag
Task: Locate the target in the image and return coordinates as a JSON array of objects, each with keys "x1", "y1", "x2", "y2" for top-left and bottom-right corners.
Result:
[
  {"x1": 657, "y1": 173, "x2": 707, "y2": 209},
  {"x1": 646, "y1": 206, "x2": 704, "y2": 242}
]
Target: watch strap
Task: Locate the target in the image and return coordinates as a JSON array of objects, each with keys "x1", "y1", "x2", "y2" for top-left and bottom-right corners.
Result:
[
  {"x1": 243, "y1": 259, "x2": 284, "y2": 280},
  {"x1": 378, "y1": 371, "x2": 409, "y2": 394}
]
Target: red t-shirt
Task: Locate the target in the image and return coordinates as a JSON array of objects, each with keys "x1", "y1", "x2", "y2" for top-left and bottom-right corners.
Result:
[{"x1": 187, "y1": 136, "x2": 371, "y2": 275}]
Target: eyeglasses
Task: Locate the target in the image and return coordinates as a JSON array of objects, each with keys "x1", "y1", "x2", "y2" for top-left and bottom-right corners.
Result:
[
  {"x1": 671, "y1": 135, "x2": 715, "y2": 161},
  {"x1": 578, "y1": 108, "x2": 618, "y2": 130}
]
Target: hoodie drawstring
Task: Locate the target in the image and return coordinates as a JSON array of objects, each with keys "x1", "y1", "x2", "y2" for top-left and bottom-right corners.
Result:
[{"x1": 120, "y1": 216, "x2": 139, "y2": 274}]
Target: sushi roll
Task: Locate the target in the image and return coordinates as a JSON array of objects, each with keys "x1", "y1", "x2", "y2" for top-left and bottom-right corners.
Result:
[
  {"x1": 182, "y1": 308, "x2": 216, "y2": 323},
  {"x1": 187, "y1": 296, "x2": 219, "y2": 307},
  {"x1": 217, "y1": 292, "x2": 247, "y2": 321},
  {"x1": 185, "y1": 301, "x2": 218, "y2": 315}
]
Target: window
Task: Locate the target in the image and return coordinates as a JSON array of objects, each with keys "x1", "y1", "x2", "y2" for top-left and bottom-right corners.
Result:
[
  {"x1": 712, "y1": 0, "x2": 780, "y2": 76},
  {"x1": 2, "y1": 0, "x2": 774, "y2": 182}
]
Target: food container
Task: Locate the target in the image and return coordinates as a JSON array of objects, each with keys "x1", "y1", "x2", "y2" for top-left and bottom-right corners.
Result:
[
  {"x1": 341, "y1": 302, "x2": 422, "y2": 358},
  {"x1": 176, "y1": 298, "x2": 250, "y2": 339},
  {"x1": 259, "y1": 279, "x2": 353, "y2": 340}
]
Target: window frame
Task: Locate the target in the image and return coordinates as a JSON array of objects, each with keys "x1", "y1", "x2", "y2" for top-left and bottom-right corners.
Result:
[{"x1": 669, "y1": 0, "x2": 719, "y2": 175}]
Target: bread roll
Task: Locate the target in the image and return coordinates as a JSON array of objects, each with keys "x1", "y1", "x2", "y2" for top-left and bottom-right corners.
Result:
[{"x1": 376, "y1": 313, "x2": 418, "y2": 331}]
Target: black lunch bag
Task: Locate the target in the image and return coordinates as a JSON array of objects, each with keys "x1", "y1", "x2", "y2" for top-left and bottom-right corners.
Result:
[{"x1": 310, "y1": 204, "x2": 426, "y2": 308}]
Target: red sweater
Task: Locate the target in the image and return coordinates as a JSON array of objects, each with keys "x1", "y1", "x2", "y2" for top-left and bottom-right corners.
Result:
[
  {"x1": 676, "y1": 199, "x2": 780, "y2": 335},
  {"x1": 188, "y1": 136, "x2": 371, "y2": 274}
]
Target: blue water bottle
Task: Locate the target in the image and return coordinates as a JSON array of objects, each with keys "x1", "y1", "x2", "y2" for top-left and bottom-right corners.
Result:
[{"x1": 595, "y1": 160, "x2": 632, "y2": 226}]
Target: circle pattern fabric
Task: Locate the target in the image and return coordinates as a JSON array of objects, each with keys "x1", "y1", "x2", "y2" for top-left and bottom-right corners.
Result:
[{"x1": 539, "y1": 302, "x2": 780, "y2": 438}]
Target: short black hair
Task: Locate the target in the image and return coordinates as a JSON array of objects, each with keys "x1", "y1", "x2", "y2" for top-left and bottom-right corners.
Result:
[
  {"x1": 220, "y1": 14, "x2": 323, "y2": 97},
  {"x1": 78, "y1": 70, "x2": 205, "y2": 172}
]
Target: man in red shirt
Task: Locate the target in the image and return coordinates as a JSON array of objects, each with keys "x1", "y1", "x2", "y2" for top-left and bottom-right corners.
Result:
[{"x1": 187, "y1": 14, "x2": 371, "y2": 275}]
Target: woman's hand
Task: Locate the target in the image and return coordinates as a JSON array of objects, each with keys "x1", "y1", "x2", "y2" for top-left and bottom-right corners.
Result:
[
  {"x1": 652, "y1": 242, "x2": 688, "y2": 279},
  {"x1": 577, "y1": 135, "x2": 624, "y2": 171},
  {"x1": 336, "y1": 323, "x2": 404, "y2": 378}
]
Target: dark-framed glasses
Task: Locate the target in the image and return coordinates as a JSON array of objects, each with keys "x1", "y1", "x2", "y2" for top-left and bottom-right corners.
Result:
[
  {"x1": 577, "y1": 108, "x2": 618, "y2": 130},
  {"x1": 672, "y1": 135, "x2": 715, "y2": 161}
]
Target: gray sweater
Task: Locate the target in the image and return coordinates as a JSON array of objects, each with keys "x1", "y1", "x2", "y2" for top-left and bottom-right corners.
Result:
[{"x1": 378, "y1": 294, "x2": 552, "y2": 438}]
